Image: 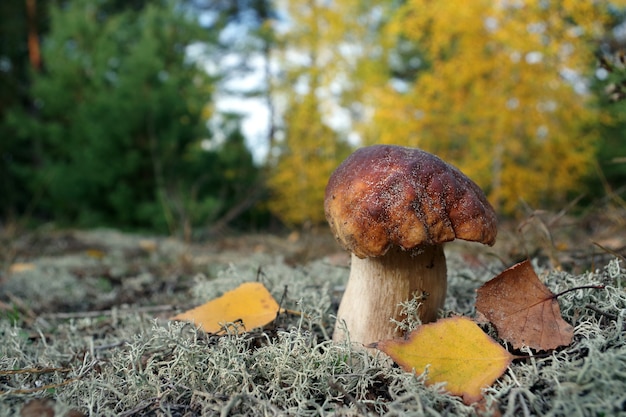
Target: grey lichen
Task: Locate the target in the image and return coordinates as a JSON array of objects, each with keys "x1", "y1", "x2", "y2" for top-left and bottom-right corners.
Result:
[{"x1": 1, "y1": 254, "x2": 625, "y2": 416}]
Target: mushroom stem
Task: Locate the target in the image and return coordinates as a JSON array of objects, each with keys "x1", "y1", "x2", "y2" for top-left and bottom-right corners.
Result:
[{"x1": 333, "y1": 245, "x2": 447, "y2": 345}]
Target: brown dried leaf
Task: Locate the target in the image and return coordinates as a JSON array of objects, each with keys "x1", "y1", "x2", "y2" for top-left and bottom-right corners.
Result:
[
  {"x1": 475, "y1": 260, "x2": 573, "y2": 350},
  {"x1": 20, "y1": 399, "x2": 55, "y2": 417}
]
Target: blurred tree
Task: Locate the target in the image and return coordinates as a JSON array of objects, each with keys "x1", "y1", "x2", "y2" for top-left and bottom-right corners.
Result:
[
  {"x1": 0, "y1": 0, "x2": 51, "y2": 221},
  {"x1": 0, "y1": 0, "x2": 165, "y2": 223},
  {"x1": 593, "y1": 105, "x2": 626, "y2": 202},
  {"x1": 367, "y1": 0, "x2": 626, "y2": 214},
  {"x1": 266, "y1": 0, "x2": 389, "y2": 226},
  {"x1": 267, "y1": 91, "x2": 349, "y2": 225},
  {"x1": 5, "y1": 0, "x2": 260, "y2": 234},
  {"x1": 588, "y1": 42, "x2": 626, "y2": 204}
]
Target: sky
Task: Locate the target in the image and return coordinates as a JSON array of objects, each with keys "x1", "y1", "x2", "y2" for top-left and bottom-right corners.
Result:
[
  {"x1": 193, "y1": 7, "x2": 279, "y2": 165},
  {"x1": 194, "y1": 3, "x2": 357, "y2": 165},
  {"x1": 213, "y1": 53, "x2": 271, "y2": 164}
]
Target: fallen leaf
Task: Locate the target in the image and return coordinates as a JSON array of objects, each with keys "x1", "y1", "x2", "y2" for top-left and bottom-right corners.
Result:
[
  {"x1": 374, "y1": 316, "x2": 513, "y2": 404},
  {"x1": 171, "y1": 282, "x2": 282, "y2": 333},
  {"x1": 85, "y1": 249, "x2": 105, "y2": 259},
  {"x1": 20, "y1": 398, "x2": 86, "y2": 417},
  {"x1": 20, "y1": 399, "x2": 55, "y2": 417},
  {"x1": 138, "y1": 239, "x2": 157, "y2": 252},
  {"x1": 9, "y1": 263, "x2": 36, "y2": 273},
  {"x1": 475, "y1": 260, "x2": 574, "y2": 350}
]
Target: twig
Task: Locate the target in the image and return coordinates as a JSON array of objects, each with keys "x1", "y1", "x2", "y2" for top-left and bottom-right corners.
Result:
[
  {"x1": 0, "y1": 376, "x2": 79, "y2": 395},
  {"x1": 0, "y1": 367, "x2": 71, "y2": 376},
  {"x1": 585, "y1": 304, "x2": 618, "y2": 321},
  {"x1": 94, "y1": 340, "x2": 128, "y2": 351},
  {"x1": 548, "y1": 194, "x2": 586, "y2": 228},
  {"x1": 118, "y1": 396, "x2": 162, "y2": 417},
  {"x1": 40, "y1": 305, "x2": 175, "y2": 320},
  {"x1": 0, "y1": 359, "x2": 100, "y2": 396},
  {"x1": 5, "y1": 292, "x2": 37, "y2": 324},
  {"x1": 592, "y1": 241, "x2": 626, "y2": 263},
  {"x1": 328, "y1": 379, "x2": 370, "y2": 416},
  {"x1": 220, "y1": 393, "x2": 244, "y2": 417}
]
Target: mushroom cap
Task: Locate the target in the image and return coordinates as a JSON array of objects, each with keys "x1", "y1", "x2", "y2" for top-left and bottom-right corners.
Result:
[{"x1": 324, "y1": 145, "x2": 497, "y2": 258}]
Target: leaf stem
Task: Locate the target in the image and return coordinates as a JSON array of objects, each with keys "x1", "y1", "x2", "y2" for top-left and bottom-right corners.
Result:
[{"x1": 553, "y1": 285, "x2": 605, "y2": 299}]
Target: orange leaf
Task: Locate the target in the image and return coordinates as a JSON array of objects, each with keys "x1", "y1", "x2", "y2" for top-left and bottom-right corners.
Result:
[
  {"x1": 171, "y1": 282, "x2": 282, "y2": 333},
  {"x1": 374, "y1": 316, "x2": 513, "y2": 404},
  {"x1": 475, "y1": 260, "x2": 574, "y2": 350}
]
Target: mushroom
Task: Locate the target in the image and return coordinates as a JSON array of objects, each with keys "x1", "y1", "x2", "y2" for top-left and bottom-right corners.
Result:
[{"x1": 325, "y1": 144, "x2": 497, "y2": 345}]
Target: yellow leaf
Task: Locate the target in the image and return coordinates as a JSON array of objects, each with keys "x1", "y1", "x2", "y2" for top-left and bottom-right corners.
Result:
[
  {"x1": 138, "y1": 239, "x2": 157, "y2": 253},
  {"x1": 171, "y1": 282, "x2": 282, "y2": 333},
  {"x1": 374, "y1": 316, "x2": 514, "y2": 404},
  {"x1": 85, "y1": 249, "x2": 105, "y2": 259},
  {"x1": 9, "y1": 263, "x2": 36, "y2": 273}
]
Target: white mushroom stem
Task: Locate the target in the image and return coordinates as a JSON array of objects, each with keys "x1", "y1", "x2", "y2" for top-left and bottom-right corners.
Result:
[{"x1": 333, "y1": 245, "x2": 447, "y2": 346}]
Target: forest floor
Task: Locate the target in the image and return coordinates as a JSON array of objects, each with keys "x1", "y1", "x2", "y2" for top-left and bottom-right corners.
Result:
[{"x1": 0, "y1": 204, "x2": 625, "y2": 416}]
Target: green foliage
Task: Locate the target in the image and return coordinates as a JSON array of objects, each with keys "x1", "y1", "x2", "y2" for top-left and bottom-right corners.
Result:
[
  {"x1": 0, "y1": 0, "x2": 49, "y2": 219},
  {"x1": 4, "y1": 0, "x2": 261, "y2": 233},
  {"x1": 587, "y1": 49, "x2": 626, "y2": 202},
  {"x1": 596, "y1": 115, "x2": 626, "y2": 195}
]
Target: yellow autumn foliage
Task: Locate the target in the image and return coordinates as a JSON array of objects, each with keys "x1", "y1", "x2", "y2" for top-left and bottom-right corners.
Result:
[
  {"x1": 367, "y1": 0, "x2": 623, "y2": 213},
  {"x1": 267, "y1": 0, "x2": 626, "y2": 223},
  {"x1": 267, "y1": 0, "x2": 388, "y2": 225},
  {"x1": 267, "y1": 92, "x2": 346, "y2": 225}
]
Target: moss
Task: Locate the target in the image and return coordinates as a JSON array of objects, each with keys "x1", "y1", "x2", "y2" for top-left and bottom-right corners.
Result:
[{"x1": 1, "y1": 253, "x2": 625, "y2": 416}]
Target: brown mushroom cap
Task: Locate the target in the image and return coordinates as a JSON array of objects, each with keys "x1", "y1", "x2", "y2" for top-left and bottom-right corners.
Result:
[{"x1": 324, "y1": 145, "x2": 497, "y2": 258}]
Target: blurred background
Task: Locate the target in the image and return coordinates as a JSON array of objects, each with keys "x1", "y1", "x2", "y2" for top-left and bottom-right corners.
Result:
[{"x1": 2, "y1": 0, "x2": 626, "y2": 240}]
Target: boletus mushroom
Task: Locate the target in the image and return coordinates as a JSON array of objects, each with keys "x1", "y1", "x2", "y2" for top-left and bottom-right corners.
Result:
[{"x1": 325, "y1": 145, "x2": 497, "y2": 346}]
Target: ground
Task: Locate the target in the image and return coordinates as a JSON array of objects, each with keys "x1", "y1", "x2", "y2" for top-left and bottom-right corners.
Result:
[{"x1": 0, "y1": 206, "x2": 625, "y2": 416}]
